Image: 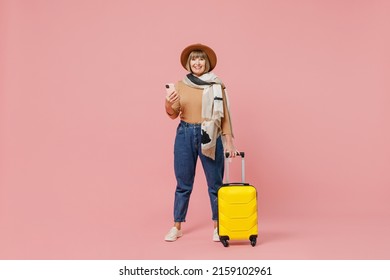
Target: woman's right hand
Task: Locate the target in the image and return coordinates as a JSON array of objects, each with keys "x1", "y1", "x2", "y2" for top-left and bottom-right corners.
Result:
[
  {"x1": 165, "y1": 90, "x2": 179, "y2": 106},
  {"x1": 165, "y1": 90, "x2": 179, "y2": 117}
]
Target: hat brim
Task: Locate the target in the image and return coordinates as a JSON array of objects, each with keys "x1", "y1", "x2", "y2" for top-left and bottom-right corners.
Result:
[{"x1": 180, "y1": 43, "x2": 217, "y2": 72}]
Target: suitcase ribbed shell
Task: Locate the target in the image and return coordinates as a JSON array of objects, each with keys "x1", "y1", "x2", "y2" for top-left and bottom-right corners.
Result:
[{"x1": 218, "y1": 185, "x2": 258, "y2": 240}]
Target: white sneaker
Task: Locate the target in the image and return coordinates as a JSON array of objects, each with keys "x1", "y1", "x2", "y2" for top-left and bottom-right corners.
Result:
[
  {"x1": 213, "y1": 228, "x2": 220, "y2": 242},
  {"x1": 164, "y1": 227, "x2": 183, "y2": 242}
]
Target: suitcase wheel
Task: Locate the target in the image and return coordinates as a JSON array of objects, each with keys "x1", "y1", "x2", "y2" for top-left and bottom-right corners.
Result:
[
  {"x1": 250, "y1": 235, "x2": 257, "y2": 247},
  {"x1": 220, "y1": 236, "x2": 229, "y2": 247},
  {"x1": 221, "y1": 239, "x2": 229, "y2": 247}
]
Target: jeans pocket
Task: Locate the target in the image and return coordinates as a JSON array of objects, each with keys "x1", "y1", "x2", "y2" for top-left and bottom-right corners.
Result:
[{"x1": 176, "y1": 123, "x2": 184, "y2": 134}]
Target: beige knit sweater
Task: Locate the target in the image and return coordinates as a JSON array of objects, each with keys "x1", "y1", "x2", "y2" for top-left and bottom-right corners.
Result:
[{"x1": 166, "y1": 81, "x2": 233, "y2": 136}]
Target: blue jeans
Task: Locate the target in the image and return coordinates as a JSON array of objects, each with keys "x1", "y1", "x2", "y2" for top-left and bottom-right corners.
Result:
[{"x1": 173, "y1": 121, "x2": 224, "y2": 222}]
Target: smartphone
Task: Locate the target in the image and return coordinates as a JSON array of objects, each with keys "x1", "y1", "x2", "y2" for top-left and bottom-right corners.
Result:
[{"x1": 165, "y1": 83, "x2": 175, "y2": 95}]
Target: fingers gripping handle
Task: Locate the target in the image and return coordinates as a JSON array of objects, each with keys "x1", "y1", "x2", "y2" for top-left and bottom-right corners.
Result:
[{"x1": 225, "y1": 151, "x2": 245, "y2": 158}]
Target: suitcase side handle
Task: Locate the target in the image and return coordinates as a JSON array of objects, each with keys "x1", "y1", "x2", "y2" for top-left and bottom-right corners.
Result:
[{"x1": 224, "y1": 151, "x2": 246, "y2": 184}]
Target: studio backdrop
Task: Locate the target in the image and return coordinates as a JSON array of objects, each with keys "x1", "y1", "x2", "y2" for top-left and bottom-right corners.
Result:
[{"x1": 1, "y1": 0, "x2": 389, "y2": 259}]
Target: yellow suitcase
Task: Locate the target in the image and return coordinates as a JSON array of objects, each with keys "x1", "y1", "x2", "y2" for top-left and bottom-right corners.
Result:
[{"x1": 217, "y1": 152, "x2": 258, "y2": 247}]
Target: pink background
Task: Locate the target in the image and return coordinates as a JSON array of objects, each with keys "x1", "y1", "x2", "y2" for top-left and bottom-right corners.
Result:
[{"x1": 1, "y1": 0, "x2": 390, "y2": 259}]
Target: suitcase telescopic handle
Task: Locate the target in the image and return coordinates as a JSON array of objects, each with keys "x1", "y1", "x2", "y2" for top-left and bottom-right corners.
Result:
[
  {"x1": 225, "y1": 151, "x2": 245, "y2": 158},
  {"x1": 224, "y1": 151, "x2": 246, "y2": 184}
]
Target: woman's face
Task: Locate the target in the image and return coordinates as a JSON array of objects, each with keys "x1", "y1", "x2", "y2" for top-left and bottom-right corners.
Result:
[{"x1": 190, "y1": 56, "x2": 206, "y2": 76}]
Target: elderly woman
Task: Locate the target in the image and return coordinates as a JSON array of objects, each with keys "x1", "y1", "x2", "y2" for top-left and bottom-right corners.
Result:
[{"x1": 164, "y1": 43, "x2": 238, "y2": 242}]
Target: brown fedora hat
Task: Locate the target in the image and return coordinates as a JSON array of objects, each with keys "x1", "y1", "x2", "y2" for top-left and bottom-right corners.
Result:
[{"x1": 180, "y1": 43, "x2": 217, "y2": 71}]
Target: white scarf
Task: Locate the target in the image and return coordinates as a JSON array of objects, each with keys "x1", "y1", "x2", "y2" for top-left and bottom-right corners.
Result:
[{"x1": 182, "y1": 73, "x2": 231, "y2": 160}]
